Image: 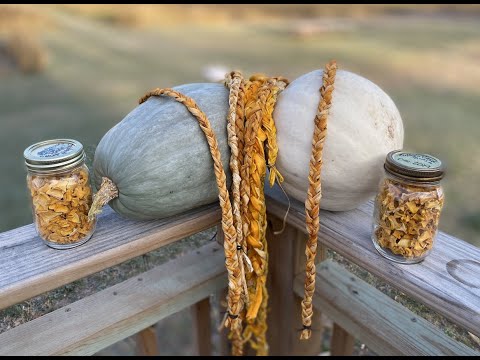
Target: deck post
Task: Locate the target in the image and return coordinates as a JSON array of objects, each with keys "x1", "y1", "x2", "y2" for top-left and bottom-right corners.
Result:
[
  {"x1": 330, "y1": 323, "x2": 355, "y2": 356},
  {"x1": 266, "y1": 215, "x2": 325, "y2": 355},
  {"x1": 192, "y1": 297, "x2": 213, "y2": 356},
  {"x1": 136, "y1": 326, "x2": 159, "y2": 356}
]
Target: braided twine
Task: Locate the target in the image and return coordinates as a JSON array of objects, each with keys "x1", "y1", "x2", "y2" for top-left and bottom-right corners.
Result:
[
  {"x1": 225, "y1": 72, "x2": 288, "y2": 355},
  {"x1": 139, "y1": 89, "x2": 245, "y2": 355},
  {"x1": 137, "y1": 60, "x2": 336, "y2": 354},
  {"x1": 300, "y1": 60, "x2": 337, "y2": 340}
]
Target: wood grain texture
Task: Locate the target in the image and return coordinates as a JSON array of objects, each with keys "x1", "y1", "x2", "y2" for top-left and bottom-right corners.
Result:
[
  {"x1": 0, "y1": 204, "x2": 221, "y2": 310},
  {"x1": 192, "y1": 297, "x2": 212, "y2": 356},
  {"x1": 330, "y1": 324, "x2": 354, "y2": 356},
  {"x1": 293, "y1": 260, "x2": 479, "y2": 356},
  {"x1": 263, "y1": 216, "x2": 325, "y2": 356},
  {"x1": 1, "y1": 181, "x2": 479, "y2": 353},
  {"x1": 216, "y1": 287, "x2": 230, "y2": 356},
  {"x1": 266, "y1": 216, "x2": 297, "y2": 355},
  {"x1": 266, "y1": 186, "x2": 480, "y2": 336},
  {"x1": 136, "y1": 326, "x2": 159, "y2": 356},
  {"x1": 0, "y1": 242, "x2": 226, "y2": 356}
]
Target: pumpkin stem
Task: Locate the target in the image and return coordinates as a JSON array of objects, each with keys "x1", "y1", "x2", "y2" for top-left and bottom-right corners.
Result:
[{"x1": 87, "y1": 177, "x2": 119, "y2": 222}]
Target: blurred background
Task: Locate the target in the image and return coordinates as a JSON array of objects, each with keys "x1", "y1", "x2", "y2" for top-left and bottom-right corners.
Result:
[
  {"x1": 1, "y1": 4, "x2": 480, "y2": 355},
  {"x1": 2, "y1": 4, "x2": 479, "y2": 246}
]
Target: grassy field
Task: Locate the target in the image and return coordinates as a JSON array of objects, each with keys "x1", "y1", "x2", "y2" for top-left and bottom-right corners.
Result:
[
  {"x1": 1, "y1": 6, "x2": 479, "y2": 246},
  {"x1": 1, "y1": 5, "x2": 480, "y2": 354}
]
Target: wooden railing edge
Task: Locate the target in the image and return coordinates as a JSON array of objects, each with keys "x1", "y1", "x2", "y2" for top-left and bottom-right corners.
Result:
[
  {"x1": 292, "y1": 259, "x2": 479, "y2": 356},
  {"x1": 0, "y1": 187, "x2": 479, "y2": 355},
  {"x1": 0, "y1": 205, "x2": 221, "y2": 310},
  {"x1": 0, "y1": 241, "x2": 226, "y2": 356},
  {"x1": 265, "y1": 187, "x2": 480, "y2": 338}
]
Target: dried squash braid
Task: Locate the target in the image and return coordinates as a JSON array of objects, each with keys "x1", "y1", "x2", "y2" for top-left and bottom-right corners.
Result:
[
  {"x1": 225, "y1": 71, "x2": 249, "y2": 355},
  {"x1": 300, "y1": 60, "x2": 337, "y2": 340},
  {"x1": 138, "y1": 60, "x2": 337, "y2": 355},
  {"x1": 262, "y1": 77, "x2": 289, "y2": 187},
  {"x1": 243, "y1": 77, "x2": 288, "y2": 355},
  {"x1": 225, "y1": 75, "x2": 286, "y2": 355},
  {"x1": 223, "y1": 74, "x2": 288, "y2": 355},
  {"x1": 139, "y1": 89, "x2": 245, "y2": 355}
]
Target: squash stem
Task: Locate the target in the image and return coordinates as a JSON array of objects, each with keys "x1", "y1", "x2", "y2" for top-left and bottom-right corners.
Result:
[{"x1": 87, "y1": 177, "x2": 119, "y2": 222}]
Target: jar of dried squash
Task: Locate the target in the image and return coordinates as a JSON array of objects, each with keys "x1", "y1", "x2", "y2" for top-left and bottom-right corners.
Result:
[
  {"x1": 372, "y1": 150, "x2": 445, "y2": 264},
  {"x1": 24, "y1": 139, "x2": 96, "y2": 249}
]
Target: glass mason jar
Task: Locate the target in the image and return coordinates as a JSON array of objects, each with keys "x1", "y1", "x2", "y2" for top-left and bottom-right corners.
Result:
[
  {"x1": 372, "y1": 150, "x2": 445, "y2": 264},
  {"x1": 24, "y1": 139, "x2": 96, "y2": 249}
]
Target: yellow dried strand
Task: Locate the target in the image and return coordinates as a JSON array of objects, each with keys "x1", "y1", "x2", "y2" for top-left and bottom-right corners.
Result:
[
  {"x1": 242, "y1": 77, "x2": 287, "y2": 356},
  {"x1": 250, "y1": 78, "x2": 287, "y2": 355},
  {"x1": 244, "y1": 77, "x2": 269, "y2": 322},
  {"x1": 240, "y1": 77, "x2": 264, "y2": 238},
  {"x1": 244, "y1": 96, "x2": 268, "y2": 355},
  {"x1": 262, "y1": 77, "x2": 289, "y2": 187},
  {"x1": 240, "y1": 80, "x2": 266, "y2": 346},
  {"x1": 224, "y1": 73, "x2": 267, "y2": 356},
  {"x1": 223, "y1": 74, "x2": 271, "y2": 355},
  {"x1": 139, "y1": 88, "x2": 245, "y2": 356},
  {"x1": 300, "y1": 60, "x2": 337, "y2": 340},
  {"x1": 245, "y1": 186, "x2": 269, "y2": 356}
]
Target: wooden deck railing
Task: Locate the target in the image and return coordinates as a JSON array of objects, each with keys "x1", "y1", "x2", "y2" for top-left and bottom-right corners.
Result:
[{"x1": 0, "y1": 186, "x2": 479, "y2": 356}]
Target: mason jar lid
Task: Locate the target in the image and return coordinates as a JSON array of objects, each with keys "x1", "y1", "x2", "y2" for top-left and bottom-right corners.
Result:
[
  {"x1": 24, "y1": 139, "x2": 86, "y2": 174},
  {"x1": 384, "y1": 150, "x2": 445, "y2": 183}
]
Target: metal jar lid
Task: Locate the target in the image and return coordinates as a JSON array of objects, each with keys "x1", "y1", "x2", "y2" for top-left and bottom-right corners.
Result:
[
  {"x1": 24, "y1": 139, "x2": 86, "y2": 174},
  {"x1": 384, "y1": 150, "x2": 445, "y2": 183}
]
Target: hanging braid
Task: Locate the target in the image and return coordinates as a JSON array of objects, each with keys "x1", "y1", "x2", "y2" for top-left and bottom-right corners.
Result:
[
  {"x1": 224, "y1": 73, "x2": 288, "y2": 355},
  {"x1": 138, "y1": 60, "x2": 336, "y2": 354},
  {"x1": 139, "y1": 88, "x2": 245, "y2": 355},
  {"x1": 300, "y1": 60, "x2": 337, "y2": 340}
]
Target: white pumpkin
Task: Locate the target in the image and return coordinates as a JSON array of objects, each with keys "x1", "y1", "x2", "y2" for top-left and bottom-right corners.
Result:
[{"x1": 274, "y1": 69, "x2": 404, "y2": 211}]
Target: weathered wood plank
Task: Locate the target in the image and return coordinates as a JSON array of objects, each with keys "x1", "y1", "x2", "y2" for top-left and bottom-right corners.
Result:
[
  {"x1": 264, "y1": 215, "x2": 326, "y2": 356},
  {"x1": 0, "y1": 242, "x2": 226, "y2": 356},
  {"x1": 0, "y1": 204, "x2": 221, "y2": 310},
  {"x1": 330, "y1": 324, "x2": 355, "y2": 356},
  {"x1": 192, "y1": 297, "x2": 212, "y2": 356},
  {"x1": 215, "y1": 287, "x2": 230, "y2": 356},
  {"x1": 266, "y1": 186, "x2": 480, "y2": 336},
  {"x1": 266, "y1": 216, "x2": 298, "y2": 355},
  {"x1": 1, "y1": 181, "x2": 479, "y2": 352},
  {"x1": 136, "y1": 326, "x2": 159, "y2": 356},
  {"x1": 293, "y1": 260, "x2": 479, "y2": 356}
]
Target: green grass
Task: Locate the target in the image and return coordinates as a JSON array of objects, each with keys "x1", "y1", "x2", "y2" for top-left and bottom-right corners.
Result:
[{"x1": 1, "y1": 9, "x2": 479, "y2": 248}]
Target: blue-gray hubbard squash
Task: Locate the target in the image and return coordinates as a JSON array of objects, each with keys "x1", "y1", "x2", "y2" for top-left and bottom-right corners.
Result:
[{"x1": 93, "y1": 83, "x2": 230, "y2": 220}]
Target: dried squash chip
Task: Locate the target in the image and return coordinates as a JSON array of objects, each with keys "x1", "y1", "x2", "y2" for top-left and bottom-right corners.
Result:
[
  {"x1": 374, "y1": 178, "x2": 444, "y2": 260},
  {"x1": 27, "y1": 166, "x2": 95, "y2": 245}
]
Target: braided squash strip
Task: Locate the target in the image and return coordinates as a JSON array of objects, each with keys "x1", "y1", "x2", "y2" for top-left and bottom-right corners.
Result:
[
  {"x1": 225, "y1": 71, "x2": 249, "y2": 296},
  {"x1": 263, "y1": 77, "x2": 289, "y2": 187},
  {"x1": 301, "y1": 61, "x2": 337, "y2": 340},
  {"x1": 242, "y1": 77, "x2": 287, "y2": 355},
  {"x1": 139, "y1": 89, "x2": 245, "y2": 355},
  {"x1": 223, "y1": 74, "x2": 289, "y2": 355},
  {"x1": 224, "y1": 72, "x2": 249, "y2": 355},
  {"x1": 252, "y1": 78, "x2": 288, "y2": 356}
]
